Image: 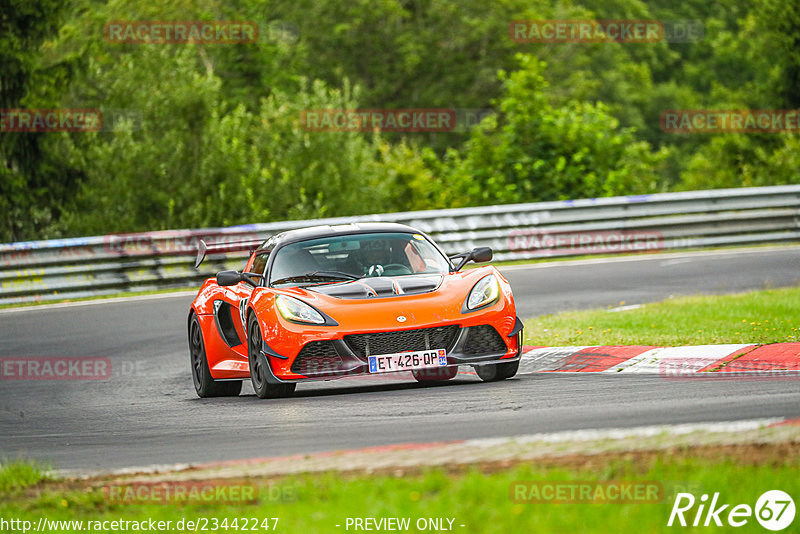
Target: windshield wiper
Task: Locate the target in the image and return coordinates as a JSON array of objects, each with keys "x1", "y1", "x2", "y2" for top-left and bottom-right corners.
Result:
[
  {"x1": 309, "y1": 270, "x2": 360, "y2": 280},
  {"x1": 271, "y1": 271, "x2": 360, "y2": 286}
]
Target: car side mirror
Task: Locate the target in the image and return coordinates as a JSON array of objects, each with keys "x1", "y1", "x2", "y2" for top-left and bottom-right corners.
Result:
[
  {"x1": 451, "y1": 247, "x2": 493, "y2": 271},
  {"x1": 470, "y1": 247, "x2": 493, "y2": 263},
  {"x1": 216, "y1": 270, "x2": 244, "y2": 286}
]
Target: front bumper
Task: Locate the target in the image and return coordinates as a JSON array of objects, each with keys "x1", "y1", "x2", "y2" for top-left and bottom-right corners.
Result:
[{"x1": 266, "y1": 321, "x2": 522, "y2": 382}]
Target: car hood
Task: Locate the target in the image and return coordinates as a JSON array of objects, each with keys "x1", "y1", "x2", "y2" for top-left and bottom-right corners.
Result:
[
  {"x1": 254, "y1": 266, "x2": 514, "y2": 333},
  {"x1": 306, "y1": 274, "x2": 443, "y2": 299}
]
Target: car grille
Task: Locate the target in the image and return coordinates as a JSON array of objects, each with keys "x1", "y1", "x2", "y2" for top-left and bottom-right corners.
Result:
[
  {"x1": 344, "y1": 325, "x2": 460, "y2": 358},
  {"x1": 291, "y1": 341, "x2": 344, "y2": 375},
  {"x1": 462, "y1": 325, "x2": 507, "y2": 354}
]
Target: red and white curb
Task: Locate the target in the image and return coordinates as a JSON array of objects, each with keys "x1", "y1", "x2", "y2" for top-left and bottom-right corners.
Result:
[{"x1": 516, "y1": 343, "x2": 800, "y2": 377}]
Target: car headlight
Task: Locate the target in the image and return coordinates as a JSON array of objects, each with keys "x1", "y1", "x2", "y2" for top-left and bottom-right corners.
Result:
[
  {"x1": 276, "y1": 295, "x2": 326, "y2": 324},
  {"x1": 466, "y1": 274, "x2": 500, "y2": 310}
]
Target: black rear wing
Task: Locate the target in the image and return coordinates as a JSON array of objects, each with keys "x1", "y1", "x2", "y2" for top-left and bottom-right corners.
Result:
[{"x1": 194, "y1": 238, "x2": 263, "y2": 268}]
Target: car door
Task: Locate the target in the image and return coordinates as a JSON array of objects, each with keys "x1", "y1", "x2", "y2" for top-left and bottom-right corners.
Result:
[{"x1": 213, "y1": 251, "x2": 267, "y2": 357}]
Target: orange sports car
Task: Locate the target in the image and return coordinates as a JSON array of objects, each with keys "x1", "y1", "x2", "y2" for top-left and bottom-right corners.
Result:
[{"x1": 188, "y1": 223, "x2": 523, "y2": 398}]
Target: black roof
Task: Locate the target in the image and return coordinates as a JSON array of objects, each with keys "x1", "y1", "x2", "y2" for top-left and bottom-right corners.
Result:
[{"x1": 258, "y1": 222, "x2": 423, "y2": 250}]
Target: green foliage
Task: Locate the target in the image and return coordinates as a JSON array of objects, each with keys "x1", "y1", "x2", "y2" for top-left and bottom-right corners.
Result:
[
  {"x1": 0, "y1": 460, "x2": 48, "y2": 493},
  {"x1": 754, "y1": 0, "x2": 800, "y2": 107},
  {"x1": 58, "y1": 53, "x2": 395, "y2": 234},
  {"x1": 439, "y1": 56, "x2": 666, "y2": 206},
  {"x1": 2, "y1": 0, "x2": 800, "y2": 241},
  {"x1": 0, "y1": 0, "x2": 79, "y2": 241},
  {"x1": 679, "y1": 134, "x2": 800, "y2": 191}
]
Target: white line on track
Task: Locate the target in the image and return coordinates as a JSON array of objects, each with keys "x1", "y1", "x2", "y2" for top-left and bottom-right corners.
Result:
[
  {"x1": 0, "y1": 290, "x2": 198, "y2": 314},
  {"x1": 463, "y1": 418, "x2": 785, "y2": 447},
  {"x1": 496, "y1": 244, "x2": 800, "y2": 272}
]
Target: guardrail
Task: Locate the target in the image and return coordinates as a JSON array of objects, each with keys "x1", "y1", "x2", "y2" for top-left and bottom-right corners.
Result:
[{"x1": 1, "y1": 185, "x2": 799, "y2": 305}]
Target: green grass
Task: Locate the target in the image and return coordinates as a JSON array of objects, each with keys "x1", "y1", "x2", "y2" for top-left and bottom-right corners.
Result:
[
  {"x1": 524, "y1": 286, "x2": 800, "y2": 346},
  {"x1": 1, "y1": 452, "x2": 797, "y2": 533},
  {"x1": 0, "y1": 460, "x2": 49, "y2": 493}
]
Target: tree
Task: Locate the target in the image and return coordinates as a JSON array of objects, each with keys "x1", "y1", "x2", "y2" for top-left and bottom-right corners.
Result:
[
  {"x1": 0, "y1": 0, "x2": 76, "y2": 241},
  {"x1": 436, "y1": 55, "x2": 665, "y2": 207}
]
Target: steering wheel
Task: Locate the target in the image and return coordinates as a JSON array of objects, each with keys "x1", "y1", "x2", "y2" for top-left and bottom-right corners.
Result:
[{"x1": 380, "y1": 263, "x2": 413, "y2": 276}]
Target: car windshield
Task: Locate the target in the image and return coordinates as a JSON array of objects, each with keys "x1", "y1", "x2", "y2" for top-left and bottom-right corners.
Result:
[{"x1": 270, "y1": 232, "x2": 451, "y2": 286}]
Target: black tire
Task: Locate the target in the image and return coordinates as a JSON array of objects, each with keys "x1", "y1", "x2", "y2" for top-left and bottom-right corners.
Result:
[
  {"x1": 189, "y1": 313, "x2": 242, "y2": 398},
  {"x1": 474, "y1": 359, "x2": 519, "y2": 382},
  {"x1": 247, "y1": 314, "x2": 296, "y2": 399},
  {"x1": 412, "y1": 366, "x2": 458, "y2": 382}
]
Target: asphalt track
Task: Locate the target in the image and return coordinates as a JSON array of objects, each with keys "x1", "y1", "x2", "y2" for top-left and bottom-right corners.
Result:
[{"x1": 1, "y1": 246, "x2": 799, "y2": 472}]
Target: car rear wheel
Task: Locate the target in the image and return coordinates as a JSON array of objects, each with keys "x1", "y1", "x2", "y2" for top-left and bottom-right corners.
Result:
[
  {"x1": 247, "y1": 314, "x2": 296, "y2": 399},
  {"x1": 189, "y1": 313, "x2": 242, "y2": 397},
  {"x1": 412, "y1": 366, "x2": 458, "y2": 382},
  {"x1": 474, "y1": 359, "x2": 519, "y2": 382}
]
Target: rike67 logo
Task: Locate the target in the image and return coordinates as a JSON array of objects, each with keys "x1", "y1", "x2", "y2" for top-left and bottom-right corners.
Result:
[{"x1": 668, "y1": 490, "x2": 795, "y2": 531}]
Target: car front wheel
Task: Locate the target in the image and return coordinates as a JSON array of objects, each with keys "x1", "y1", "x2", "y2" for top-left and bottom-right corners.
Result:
[
  {"x1": 474, "y1": 359, "x2": 519, "y2": 382},
  {"x1": 247, "y1": 314, "x2": 296, "y2": 399}
]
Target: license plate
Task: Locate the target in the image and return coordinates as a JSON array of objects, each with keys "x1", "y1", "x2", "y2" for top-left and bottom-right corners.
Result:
[{"x1": 368, "y1": 348, "x2": 447, "y2": 373}]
